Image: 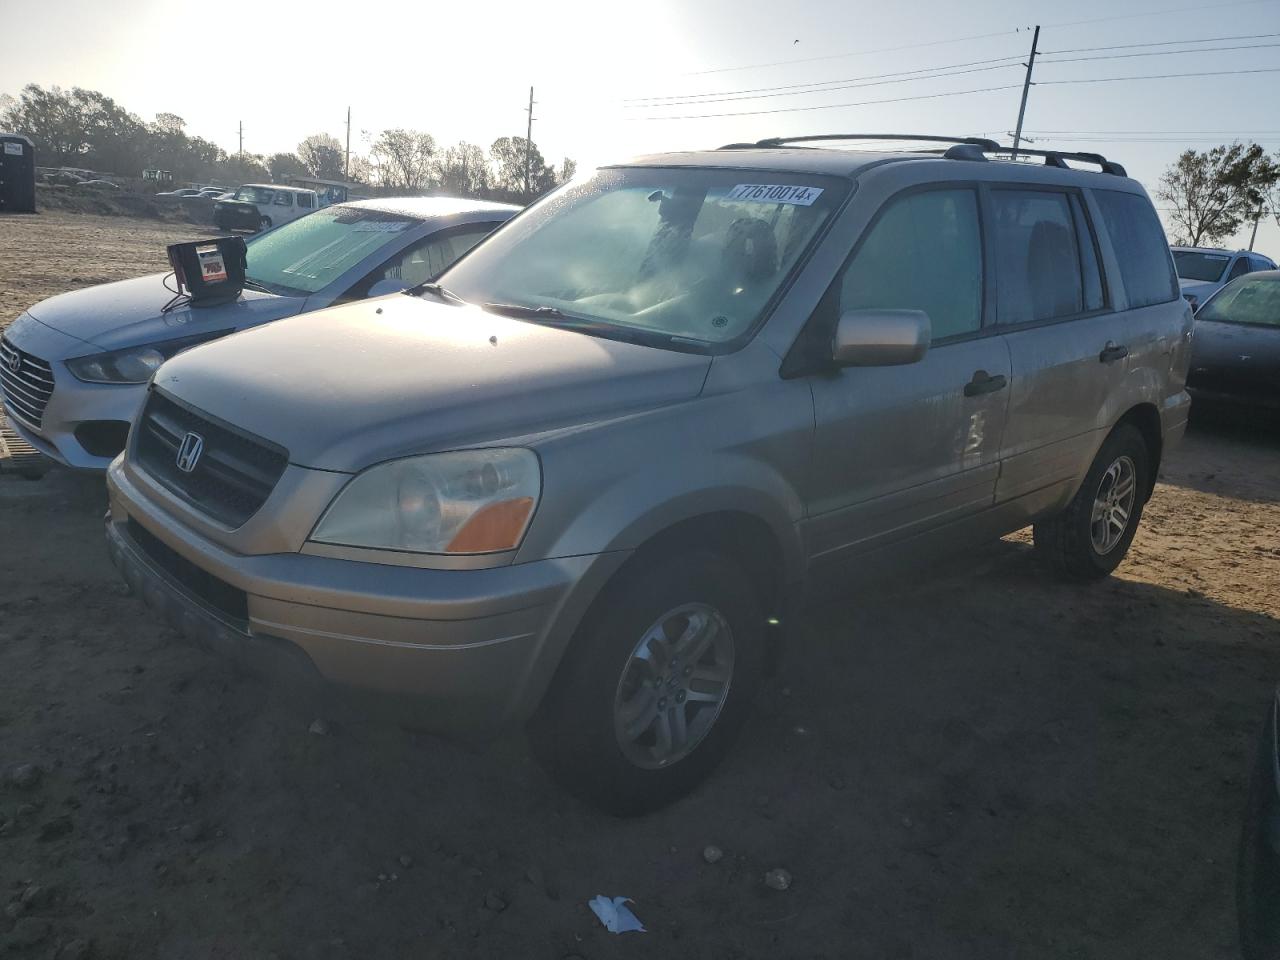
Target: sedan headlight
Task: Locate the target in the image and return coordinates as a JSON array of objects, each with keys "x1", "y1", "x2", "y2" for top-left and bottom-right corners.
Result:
[
  {"x1": 310, "y1": 449, "x2": 541, "y2": 555},
  {"x1": 66, "y1": 330, "x2": 234, "y2": 384}
]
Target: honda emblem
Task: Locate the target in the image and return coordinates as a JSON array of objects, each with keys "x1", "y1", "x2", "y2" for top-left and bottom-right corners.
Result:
[
  {"x1": 6, "y1": 351, "x2": 19, "y2": 375},
  {"x1": 175, "y1": 432, "x2": 204, "y2": 473}
]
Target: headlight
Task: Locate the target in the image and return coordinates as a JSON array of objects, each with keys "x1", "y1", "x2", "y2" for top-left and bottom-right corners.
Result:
[
  {"x1": 66, "y1": 330, "x2": 234, "y2": 384},
  {"x1": 310, "y1": 449, "x2": 541, "y2": 555}
]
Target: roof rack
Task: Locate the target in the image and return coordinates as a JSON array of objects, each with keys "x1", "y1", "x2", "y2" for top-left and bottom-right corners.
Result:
[
  {"x1": 719, "y1": 133, "x2": 1127, "y2": 177},
  {"x1": 720, "y1": 133, "x2": 1002, "y2": 152}
]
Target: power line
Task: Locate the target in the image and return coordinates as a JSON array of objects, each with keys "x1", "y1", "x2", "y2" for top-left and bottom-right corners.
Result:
[
  {"x1": 1042, "y1": 31, "x2": 1280, "y2": 55},
  {"x1": 625, "y1": 60, "x2": 1023, "y2": 108},
  {"x1": 674, "y1": 0, "x2": 1277, "y2": 78},
  {"x1": 625, "y1": 53, "x2": 1025, "y2": 104},
  {"x1": 1038, "y1": 66, "x2": 1280, "y2": 87},
  {"x1": 626, "y1": 83, "x2": 1024, "y2": 121},
  {"x1": 1039, "y1": 40, "x2": 1280, "y2": 66}
]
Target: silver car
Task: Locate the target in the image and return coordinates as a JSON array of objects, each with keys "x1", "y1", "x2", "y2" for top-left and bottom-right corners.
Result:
[
  {"x1": 104, "y1": 136, "x2": 1192, "y2": 814},
  {"x1": 2, "y1": 197, "x2": 518, "y2": 468}
]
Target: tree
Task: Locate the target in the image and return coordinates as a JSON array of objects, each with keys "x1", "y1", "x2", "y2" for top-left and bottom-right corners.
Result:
[
  {"x1": 370, "y1": 129, "x2": 437, "y2": 192},
  {"x1": 489, "y1": 135, "x2": 559, "y2": 202},
  {"x1": 557, "y1": 158, "x2": 578, "y2": 185},
  {"x1": 1157, "y1": 143, "x2": 1277, "y2": 247},
  {"x1": 221, "y1": 152, "x2": 269, "y2": 184},
  {"x1": 436, "y1": 141, "x2": 491, "y2": 198},
  {"x1": 297, "y1": 133, "x2": 346, "y2": 180},
  {"x1": 266, "y1": 151, "x2": 309, "y2": 182}
]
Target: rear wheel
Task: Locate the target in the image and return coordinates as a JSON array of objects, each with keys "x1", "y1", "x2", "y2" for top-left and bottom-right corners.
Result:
[
  {"x1": 1034, "y1": 423, "x2": 1149, "y2": 580},
  {"x1": 531, "y1": 551, "x2": 764, "y2": 816}
]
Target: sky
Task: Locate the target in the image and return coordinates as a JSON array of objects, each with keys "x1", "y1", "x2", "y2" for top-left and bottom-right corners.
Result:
[{"x1": 1, "y1": 0, "x2": 1278, "y2": 255}]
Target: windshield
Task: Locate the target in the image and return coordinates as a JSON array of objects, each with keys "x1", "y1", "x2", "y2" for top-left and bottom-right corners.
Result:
[
  {"x1": 1173, "y1": 250, "x2": 1229, "y2": 282},
  {"x1": 244, "y1": 207, "x2": 420, "y2": 295},
  {"x1": 439, "y1": 167, "x2": 848, "y2": 349},
  {"x1": 234, "y1": 186, "x2": 275, "y2": 205},
  {"x1": 1197, "y1": 275, "x2": 1280, "y2": 327}
]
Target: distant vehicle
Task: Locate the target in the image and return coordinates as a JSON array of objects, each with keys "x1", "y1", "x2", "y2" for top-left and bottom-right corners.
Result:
[
  {"x1": 43, "y1": 171, "x2": 84, "y2": 186},
  {"x1": 79, "y1": 180, "x2": 120, "y2": 190},
  {"x1": 1187, "y1": 270, "x2": 1280, "y2": 409},
  {"x1": 156, "y1": 188, "x2": 202, "y2": 199},
  {"x1": 99, "y1": 134, "x2": 1192, "y2": 814},
  {"x1": 1238, "y1": 685, "x2": 1280, "y2": 960},
  {"x1": 142, "y1": 168, "x2": 174, "y2": 184},
  {"x1": 214, "y1": 184, "x2": 321, "y2": 232},
  {"x1": 195, "y1": 187, "x2": 228, "y2": 198},
  {"x1": 287, "y1": 176, "x2": 356, "y2": 207},
  {"x1": 1172, "y1": 246, "x2": 1276, "y2": 310},
  {"x1": 0, "y1": 197, "x2": 518, "y2": 468}
]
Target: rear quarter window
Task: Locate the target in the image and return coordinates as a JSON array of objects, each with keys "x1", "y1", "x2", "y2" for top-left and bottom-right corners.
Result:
[{"x1": 1092, "y1": 190, "x2": 1178, "y2": 309}]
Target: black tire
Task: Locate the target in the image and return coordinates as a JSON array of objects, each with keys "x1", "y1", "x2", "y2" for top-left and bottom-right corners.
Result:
[
  {"x1": 1033, "y1": 423, "x2": 1149, "y2": 580},
  {"x1": 530, "y1": 551, "x2": 764, "y2": 816}
]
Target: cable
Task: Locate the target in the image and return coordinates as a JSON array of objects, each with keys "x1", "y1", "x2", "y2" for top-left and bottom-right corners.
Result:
[
  {"x1": 1038, "y1": 66, "x2": 1280, "y2": 87},
  {"x1": 625, "y1": 53, "x2": 1026, "y2": 104},
  {"x1": 675, "y1": 0, "x2": 1278, "y2": 78},
  {"x1": 626, "y1": 83, "x2": 1024, "y2": 121},
  {"x1": 1041, "y1": 31, "x2": 1280, "y2": 55},
  {"x1": 625, "y1": 61, "x2": 1024, "y2": 109},
  {"x1": 1039, "y1": 40, "x2": 1280, "y2": 66}
]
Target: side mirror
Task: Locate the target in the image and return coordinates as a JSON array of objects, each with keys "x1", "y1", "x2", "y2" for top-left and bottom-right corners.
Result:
[
  {"x1": 832, "y1": 309, "x2": 931, "y2": 367},
  {"x1": 367, "y1": 278, "x2": 411, "y2": 298}
]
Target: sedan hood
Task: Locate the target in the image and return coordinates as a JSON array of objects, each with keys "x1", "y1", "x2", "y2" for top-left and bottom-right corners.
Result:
[
  {"x1": 153, "y1": 295, "x2": 714, "y2": 471},
  {"x1": 23, "y1": 273, "x2": 307, "y2": 353},
  {"x1": 1189, "y1": 319, "x2": 1280, "y2": 400}
]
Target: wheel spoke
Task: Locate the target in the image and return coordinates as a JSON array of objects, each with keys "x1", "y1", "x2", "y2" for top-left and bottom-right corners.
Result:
[
  {"x1": 653, "y1": 709, "x2": 673, "y2": 758},
  {"x1": 669, "y1": 704, "x2": 689, "y2": 749},
  {"x1": 618, "y1": 688, "x2": 659, "y2": 741},
  {"x1": 1113, "y1": 474, "x2": 1135, "y2": 501}
]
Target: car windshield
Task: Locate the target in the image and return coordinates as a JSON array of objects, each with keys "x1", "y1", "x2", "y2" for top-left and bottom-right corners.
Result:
[
  {"x1": 439, "y1": 167, "x2": 848, "y2": 349},
  {"x1": 234, "y1": 186, "x2": 275, "y2": 204},
  {"x1": 1197, "y1": 275, "x2": 1280, "y2": 327},
  {"x1": 1173, "y1": 250, "x2": 1230, "y2": 282},
  {"x1": 244, "y1": 206, "x2": 420, "y2": 295}
]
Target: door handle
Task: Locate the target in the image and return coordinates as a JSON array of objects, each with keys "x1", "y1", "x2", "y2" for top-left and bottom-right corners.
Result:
[
  {"x1": 1099, "y1": 342, "x2": 1129, "y2": 363},
  {"x1": 964, "y1": 370, "x2": 1008, "y2": 397}
]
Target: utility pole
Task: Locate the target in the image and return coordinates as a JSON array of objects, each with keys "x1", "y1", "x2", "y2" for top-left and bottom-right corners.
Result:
[
  {"x1": 1011, "y1": 25, "x2": 1040, "y2": 160},
  {"x1": 1248, "y1": 200, "x2": 1263, "y2": 250},
  {"x1": 344, "y1": 106, "x2": 351, "y2": 181},
  {"x1": 524, "y1": 86, "x2": 535, "y2": 201},
  {"x1": 238, "y1": 120, "x2": 243, "y2": 158}
]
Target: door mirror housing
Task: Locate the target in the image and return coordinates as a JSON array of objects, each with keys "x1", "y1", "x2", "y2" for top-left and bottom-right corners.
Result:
[
  {"x1": 832, "y1": 309, "x2": 931, "y2": 367},
  {"x1": 367, "y1": 277, "x2": 411, "y2": 298}
]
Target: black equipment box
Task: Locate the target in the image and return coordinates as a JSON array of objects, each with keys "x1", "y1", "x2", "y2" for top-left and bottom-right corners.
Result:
[{"x1": 166, "y1": 236, "x2": 248, "y2": 305}]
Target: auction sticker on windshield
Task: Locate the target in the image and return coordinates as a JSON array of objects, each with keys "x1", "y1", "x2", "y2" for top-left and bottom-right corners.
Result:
[
  {"x1": 352, "y1": 221, "x2": 411, "y2": 233},
  {"x1": 727, "y1": 184, "x2": 824, "y2": 206}
]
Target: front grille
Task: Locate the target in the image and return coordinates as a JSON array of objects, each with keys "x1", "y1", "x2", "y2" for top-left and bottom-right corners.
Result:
[
  {"x1": 127, "y1": 519, "x2": 249, "y2": 625},
  {"x1": 134, "y1": 390, "x2": 289, "y2": 528},
  {"x1": 0, "y1": 336, "x2": 55, "y2": 431}
]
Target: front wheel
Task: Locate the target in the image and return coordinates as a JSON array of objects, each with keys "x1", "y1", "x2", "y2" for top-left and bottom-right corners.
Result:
[
  {"x1": 530, "y1": 551, "x2": 764, "y2": 816},
  {"x1": 1034, "y1": 423, "x2": 1149, "y2": 580}
]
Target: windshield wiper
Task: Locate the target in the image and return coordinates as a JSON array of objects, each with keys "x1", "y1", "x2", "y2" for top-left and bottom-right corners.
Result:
[
  {"x1": 410, "y1": 281, "x2": 465, "y2": 304},
  {"x1": 481, "y1": 301, "x2": 687, "y2": 349},
  {"x1": 241, "y1": 277, "x2": 277, "y2": 295}
]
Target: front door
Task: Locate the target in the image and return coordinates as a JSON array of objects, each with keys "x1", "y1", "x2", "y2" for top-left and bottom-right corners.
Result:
[{"x1": 801, "y1": 186, "x2": 1011, "y2": 563}]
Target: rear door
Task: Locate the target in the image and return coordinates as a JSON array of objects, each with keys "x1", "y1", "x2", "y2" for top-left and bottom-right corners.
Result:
[
  {"x1": 803, "y1": 185, "x2": 1011, "y2": 562},
  {"x1": 990, "y1": 185, "x2": 1125, "y2": 506}
]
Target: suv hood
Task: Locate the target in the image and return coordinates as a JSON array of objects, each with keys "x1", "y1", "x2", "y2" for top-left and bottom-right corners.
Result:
[
  {"x1": 1179, "y1": 278, "x2": 1218, "y2": 301},
  {"x1": 24, "y1": 273, "x2": 306, "y2": 353},
  {"x1": 152, "y1": 295, "x2": 714, "y2": 471}
]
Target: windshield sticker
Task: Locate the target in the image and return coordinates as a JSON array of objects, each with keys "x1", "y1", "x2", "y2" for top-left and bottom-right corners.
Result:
[
  {"x1": 726, "y1": 184, "x2": 824, "y2": 206},
  {"x1": 3, "y1": 142, "x2": 23, "y2": 155},
  {"x1": 352, "y1": 220, "x2": 411, "y2": 233}
]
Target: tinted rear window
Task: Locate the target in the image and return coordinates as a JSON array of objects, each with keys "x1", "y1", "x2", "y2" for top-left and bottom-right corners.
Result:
[{"x1": 1093, "y1": 190, "x2": 1178, "y2": 309}]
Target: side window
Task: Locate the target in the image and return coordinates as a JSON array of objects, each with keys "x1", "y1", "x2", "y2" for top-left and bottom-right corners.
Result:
[
  {"x1": 1069, "y1": 194, "x2": 1106, "y2": 312},
  {"x1": 992, "y1": 190, "x2": 1084, "y2": 324},
  {"x1": 1092, "y1": 190, "x2": 1179, "y2": 308},
  {"x1": 379, "y1": 225, "x2": 498, "y2": 287},
  {"x1": 274, "y1": 192, "x2": 293, "y2": 207},
  {"x1": 838, "y1": 188, "x2": 982, "y2": 340},
  {"x1": 296, "y1": 193, "x2": 314, "y2": 209},
  {"x1": 1228, "y1": 257, "x2": 1252, "y2": 281}
]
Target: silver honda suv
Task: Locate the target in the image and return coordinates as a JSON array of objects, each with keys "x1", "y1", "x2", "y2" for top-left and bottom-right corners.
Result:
[{"x1": 104, "y1": 135, "x2": 1192, "y2": 814}]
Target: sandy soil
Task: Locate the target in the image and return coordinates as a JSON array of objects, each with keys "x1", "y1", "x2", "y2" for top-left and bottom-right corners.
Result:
[{"x1": 1, "y1": 211, "x2": 1278, "y2": 960}]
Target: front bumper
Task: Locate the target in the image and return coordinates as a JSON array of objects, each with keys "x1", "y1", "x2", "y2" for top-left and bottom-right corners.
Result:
[
  {"x1": 1239, "y1": 688, "x2": 1280, "y2": 959},
  {"x1": 106, "y1": 457, "x2": 627, "y2": 731}
]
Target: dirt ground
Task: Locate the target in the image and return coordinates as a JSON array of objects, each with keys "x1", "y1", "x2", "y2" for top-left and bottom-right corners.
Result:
[{"x1": 1, "y1": 210, "x2": 1278, "y2": 960}]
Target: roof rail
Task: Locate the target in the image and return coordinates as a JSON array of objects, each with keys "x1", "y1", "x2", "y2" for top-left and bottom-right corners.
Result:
[
  {"x1": 719, "y1": 133, "x2": 1128, "y2": 177},
  {"x1": 989, "y1": 147, "x2": 1128, "y2": 177},
  {"x1": 721, "y1": 133, "x2": 1002, "y2": 152}
]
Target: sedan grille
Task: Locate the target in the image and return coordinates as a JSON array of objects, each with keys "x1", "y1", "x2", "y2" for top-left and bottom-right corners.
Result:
[
  {"x1": 0, "y1": 336, "x2": 55, "y2": 431},
  {"x1": 134, "y1": 390, "x2": 289, "y2": 528}
]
